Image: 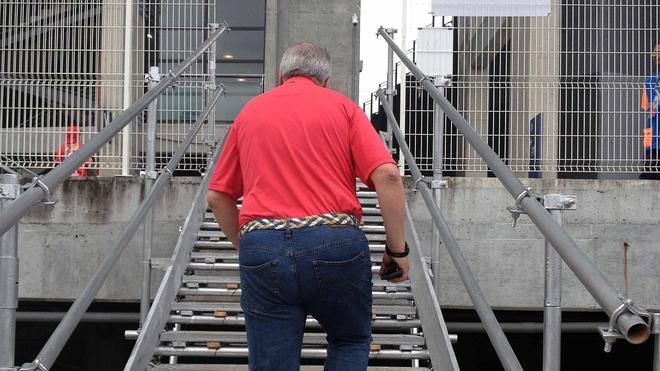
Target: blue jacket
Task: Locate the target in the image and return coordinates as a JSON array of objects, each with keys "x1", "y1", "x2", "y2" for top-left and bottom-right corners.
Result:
[{"x1": 642, "y1": 73, "x2": 660, "y2": 150}]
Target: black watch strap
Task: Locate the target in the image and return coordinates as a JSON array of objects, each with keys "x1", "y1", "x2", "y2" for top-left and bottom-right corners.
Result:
[{"x1": 385, "y1": 242, "x2": 409, "y2": 258}]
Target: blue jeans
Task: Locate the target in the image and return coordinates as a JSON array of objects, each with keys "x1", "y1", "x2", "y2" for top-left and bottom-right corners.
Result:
[{"x1": 238, "y1": 224, "x2": 373, "y2": 371}]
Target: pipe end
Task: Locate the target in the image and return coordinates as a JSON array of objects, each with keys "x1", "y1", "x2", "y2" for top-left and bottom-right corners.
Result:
[{"x1": 625, "y1": 322, "x2": 650, "y2": 344}]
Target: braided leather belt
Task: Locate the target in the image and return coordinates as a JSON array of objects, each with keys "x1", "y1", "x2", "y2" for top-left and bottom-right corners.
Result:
[{"x1": 240, "y1": 212, "x2": 359, "y2": 236}]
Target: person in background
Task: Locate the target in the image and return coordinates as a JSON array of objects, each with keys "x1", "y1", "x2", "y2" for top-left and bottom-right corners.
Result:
[
  {"x1": 640, "y1": 44, "x2": 660, "y2": 180},
  {"x1": 54, "y1": 125, "x2": 97, "y2": 177},
  {"x1": 207, "y1": 42, "x2": 409, "y2": 371}
]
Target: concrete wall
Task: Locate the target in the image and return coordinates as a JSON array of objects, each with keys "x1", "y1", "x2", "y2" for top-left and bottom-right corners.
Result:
[
  {"x1": 17, "y1": 177, "x2": 200, "y2": 301},
  {"x1": 408, "y1": 177, "x2": 660, "y2": 311},
  {"x1": 264, "y1": 0, "x2": 360, "y2": 99},
  {"x1": 16, "y1": 177, "x2": 660, "y2": 313}
]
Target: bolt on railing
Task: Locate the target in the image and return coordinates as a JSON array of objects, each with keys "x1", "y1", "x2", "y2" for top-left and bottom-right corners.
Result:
[{"x1": 376, "y1": 25, "x2": 650, "y2": 358}]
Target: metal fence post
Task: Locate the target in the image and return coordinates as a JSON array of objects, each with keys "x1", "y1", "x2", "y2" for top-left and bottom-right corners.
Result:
[
  {"x1": 207, "y1": 23, "x2": 219, "y2": 144},
  {"x1": 121, "y1": 0, "x2": 135, "y2": 176},
  {"x1": 542, "y1": 194, "x2": 576, "y2": 371},
  {"x1": 431, "y1": 77, "x2": 449, "y2": 299},
  {"x1": 0, "y1": 174, "x2": 20, "y2": 370},
  {"x1": 139, "y1": 67, "x2": 161, "y2": 327},
  {"x1": 385, "y1": 28, "x2": 397, "y2": 153}
]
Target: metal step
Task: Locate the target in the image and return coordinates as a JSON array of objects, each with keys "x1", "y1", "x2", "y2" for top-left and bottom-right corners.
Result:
[
  {"x1": 153, "y1": 346, "x2": 430, "y2": 359},
  {"x1": 200, "y1": 222, "x2": 386, "y2": 233},
  {"x1": 193, "y1": 240, "x2": 387, "y2": 252},
  {"x1": 197, "y1": 230, "x2": 386, "y2": 241},
  {"x1": 203, "y1": 214, "x2": 384, "y2": 224},
  {"x1": 177, "y1": 287, "x2": 414, "y2": 300},
  {"x1": 181, "y1": 275, "x2": 411, "y2": 290},
  {"x1": 152, "y1": 365, "x2": 429, "y2": 371},
  {"x1": 188, "y1": 251, "x2": 390, "y2": 263},
  {"x1": 160, "y1": 331, "x2": 426, "y2": 347},
  {"x1": 171, "y1": 302, "x2": 418, "y2": 316},
  {"x1": 204, "y1": 206, "x2": 382, "y2": 221},
  {"x1": 187, "y1": 262, "x2": 385, "y2": 274},
  {"x1": 167, "y1": 314, "x2": 422, "y2": 330}
]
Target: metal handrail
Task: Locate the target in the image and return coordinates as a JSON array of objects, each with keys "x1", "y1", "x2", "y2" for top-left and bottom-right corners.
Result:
[
  {"x1": 0, "y1": 22, "x2": 229, "y2": 237},
  {"x1": 377, "y1": 90, "x2": 523, "y2": 371},
  {"x1": 123, "y1": 140, "x2": 226, "y2": 371},
  {"x1": 403, "y1": 202, "x2": 460, "y2": 370},
  {"x1": 17, "y1": 86, "x2": 225, "y2": 371},
  {"x1": 376, "y1": 26, "x2": 650, "y2": 346}
]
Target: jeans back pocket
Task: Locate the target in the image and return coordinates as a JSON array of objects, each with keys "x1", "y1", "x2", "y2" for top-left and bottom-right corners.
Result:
[
  {"x1": 313, "y1": 251, "x2": 371, "y2": 304},
  {"x1": 239, "y1": 260, "x2": 280, "y2": 313}
]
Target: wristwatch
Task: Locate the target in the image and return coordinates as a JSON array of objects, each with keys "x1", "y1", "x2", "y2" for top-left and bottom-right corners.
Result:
[{"x1": 385, "y1": 242, "x2": 409, "y2": 258}]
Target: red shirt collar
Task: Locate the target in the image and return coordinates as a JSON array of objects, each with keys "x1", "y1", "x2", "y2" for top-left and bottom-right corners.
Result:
[{"x1": 283, "y1": 76, "x2": 318, "y2": 86}]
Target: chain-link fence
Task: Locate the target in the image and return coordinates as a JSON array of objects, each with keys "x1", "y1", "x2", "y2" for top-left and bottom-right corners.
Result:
[
  {"x1": 0, "y1": 1, "x2": 230, "y2": 174},
  {"x1": 367, "y1": 1, "x2": 660, "y2": 179}
]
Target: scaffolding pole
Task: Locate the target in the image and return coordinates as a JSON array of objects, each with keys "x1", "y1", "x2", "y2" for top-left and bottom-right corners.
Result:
[
  {"x1": 0, "y1": 174, "x2": 19, "y2": 371},
  {"x1": 139, "y1": 66, "x2": 161, "y2": 327},
  {"x1": 542, "y1": 194, "x2": 576, "y2": 371}
]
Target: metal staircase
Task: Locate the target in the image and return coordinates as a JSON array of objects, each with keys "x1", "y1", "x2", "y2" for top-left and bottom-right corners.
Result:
[
  {"x1": 142, "y1": 182, "x2": 444, "y2": 370},
  {"x1": 1, "y1": 20, "x2": 655, "y2": 371}
]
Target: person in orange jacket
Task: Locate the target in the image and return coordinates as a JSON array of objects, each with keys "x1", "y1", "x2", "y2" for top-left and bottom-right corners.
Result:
[{"x1": 54, "y1": 125, "x2": 97, "y2": 177}]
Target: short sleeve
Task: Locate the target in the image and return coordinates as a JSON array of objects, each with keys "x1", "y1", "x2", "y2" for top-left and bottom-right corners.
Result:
[
  {"x1": 208, "y1": 125, "x2": 243, "y2": 199},
  {"x1": 641, "y1": 88, "x2": 649, "y2": 111},
  {"x1": 350, "y1": 105, "x2": 396, "y2": 189}
]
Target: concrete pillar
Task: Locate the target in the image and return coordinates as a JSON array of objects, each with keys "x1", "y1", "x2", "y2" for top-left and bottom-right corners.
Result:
[
  {"x1": 533, "y1": 1, "x2": 560, "y2": 180},
  {"x1": 266, "y1": 0, "x2": 361, "y2": 99},
  {"x1": 99, "y1": 1, "x2": 126, "y2": 175},
  {"x1": 98, "y1": 1, "x2": 144, "y2": 176},
  {"x1": 264, "y1": 0, "x2": 279, "y2": 91},
  {"x1": 508, "y1": 1, "x2": 561, "y2": 179},
  {"x1": 456, "y1": 16, "x2": 489, "y2": 177}
]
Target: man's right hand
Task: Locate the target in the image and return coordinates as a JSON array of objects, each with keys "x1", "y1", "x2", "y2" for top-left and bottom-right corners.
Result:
[{"x1": 379, "y1": 253, "x2": 409, "y2": 283}]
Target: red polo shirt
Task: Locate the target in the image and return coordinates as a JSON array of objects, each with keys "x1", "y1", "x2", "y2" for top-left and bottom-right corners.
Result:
[{"x1": 208, "y1": 76, "x2": 396, "y2": 227}]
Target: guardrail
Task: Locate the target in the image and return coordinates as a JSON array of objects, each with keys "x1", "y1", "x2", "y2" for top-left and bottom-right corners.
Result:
[
  {"x1": 0, "y1": 24, "x2": 229, "y2": 371},
  {"x1": 378, "y1": 89, "x2": 523, "y2": 371},
  {"x1": 376, "y1": 25, "x2": 653, "y2": 370}
]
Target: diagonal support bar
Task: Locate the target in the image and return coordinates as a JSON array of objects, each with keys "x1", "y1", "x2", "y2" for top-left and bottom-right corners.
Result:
[
  {"x1": 377, "y1": 90, "x2": 522, "y2": 371},
  {"x1": 376, "y1": 26, "x2": 650, "y2": 346}
]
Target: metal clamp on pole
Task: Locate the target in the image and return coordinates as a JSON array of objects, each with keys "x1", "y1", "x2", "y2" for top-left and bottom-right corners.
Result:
[
  {"x1": 409, "y1": 175, "x2": 431, "y2": 201},
  {"x1": 21, "y1": 178, "x2": 56, "y2": 206},
  {"x1": 431, "y1": 179, "x2": 447, "y2": 189},
  {"x1": 599, "y1": 295, "x2": 652, "y2": 353},
  {"x1": 506, "y1": 187, "x2": 542, "y2": 228}
]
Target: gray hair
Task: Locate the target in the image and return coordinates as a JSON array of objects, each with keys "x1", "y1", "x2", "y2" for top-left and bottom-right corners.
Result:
[{"x1": 279, "y1": 42, "x2": 331, "y2": 84}]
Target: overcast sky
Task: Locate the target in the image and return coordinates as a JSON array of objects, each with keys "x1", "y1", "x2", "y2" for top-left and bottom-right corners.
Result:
[{"x1": 358, "y1": 0, "x2": 435, "y2": 105}]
